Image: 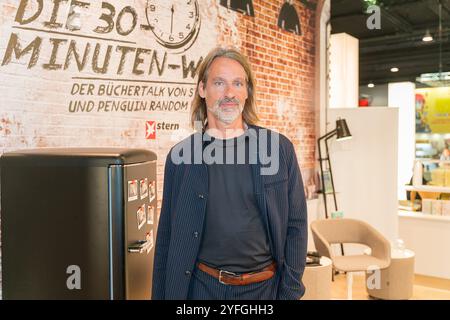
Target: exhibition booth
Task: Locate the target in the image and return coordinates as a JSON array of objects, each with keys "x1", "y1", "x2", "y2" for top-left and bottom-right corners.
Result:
[{"x1": 0, "y1": 0, "x2": 449, "y2": 300}]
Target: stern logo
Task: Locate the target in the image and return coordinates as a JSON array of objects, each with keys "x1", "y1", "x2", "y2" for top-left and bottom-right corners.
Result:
[
  {"x1": 146, "y1": 121, "x2": 180, "y2": 140},
  {"x1": 146, "y1": 121, "x2": 157, "y2": 140}
]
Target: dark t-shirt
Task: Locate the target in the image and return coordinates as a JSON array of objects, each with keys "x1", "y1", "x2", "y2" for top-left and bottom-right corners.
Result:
[{"x1": 197, "y1": 131, "x2": 272, "y2": 273}]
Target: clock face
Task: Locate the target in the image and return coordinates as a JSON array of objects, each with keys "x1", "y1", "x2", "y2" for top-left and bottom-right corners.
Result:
[{"x1": 145, "y1": 0, "x2": 201, "y2": 51}]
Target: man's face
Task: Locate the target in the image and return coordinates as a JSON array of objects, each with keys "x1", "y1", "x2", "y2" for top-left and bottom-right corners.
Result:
[{"x1": 199, "y1": 57, "x2": 248, "y2": 125}]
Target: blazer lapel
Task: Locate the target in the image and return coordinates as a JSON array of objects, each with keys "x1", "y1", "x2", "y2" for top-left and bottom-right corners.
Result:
[{"x1": 188, "y1": 132, "x2": 209, "y2": 220}]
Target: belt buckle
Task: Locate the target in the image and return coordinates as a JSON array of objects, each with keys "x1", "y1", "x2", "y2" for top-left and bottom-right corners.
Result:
[{"x1": 218, "y1": 269, "x2": 239, "y2": 285}]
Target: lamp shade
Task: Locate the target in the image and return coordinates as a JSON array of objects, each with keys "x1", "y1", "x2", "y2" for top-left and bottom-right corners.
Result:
[{"x1": 336, "y1": 118, "x2": 352, "y2": 141}]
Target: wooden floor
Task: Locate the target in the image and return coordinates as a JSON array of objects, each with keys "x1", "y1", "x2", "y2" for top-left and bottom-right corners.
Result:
[{"x1": 331, "y1": 273, "x2": 450, "y2": 300}]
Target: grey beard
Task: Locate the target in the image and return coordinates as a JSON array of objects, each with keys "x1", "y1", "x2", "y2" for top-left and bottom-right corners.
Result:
[{"x1": 208, "y1": 99, "x2": 244, "y2": 124}]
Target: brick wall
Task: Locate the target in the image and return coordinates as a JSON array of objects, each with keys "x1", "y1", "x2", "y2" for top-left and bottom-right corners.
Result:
[
  {"x1": 234, "y1": 0, "x2": 317, "y2": 170},
  {"x1": 0, "y1": 0, "x2": 318, "y2": 297}
]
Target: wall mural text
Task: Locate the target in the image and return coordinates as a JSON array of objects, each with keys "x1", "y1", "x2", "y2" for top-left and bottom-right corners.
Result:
[{"x1": 1, "y1": 0, "x2": 204, "y2": 114}]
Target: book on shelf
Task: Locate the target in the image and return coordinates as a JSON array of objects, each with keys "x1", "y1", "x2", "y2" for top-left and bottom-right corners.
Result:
[{"x1": 398, "y1": 200, "x2": 421, "y2": 211}]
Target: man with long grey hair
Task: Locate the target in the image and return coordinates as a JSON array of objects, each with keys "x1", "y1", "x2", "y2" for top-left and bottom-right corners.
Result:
[{"x1": 152, "y1": 46, "x2": 307, "y2": 300}]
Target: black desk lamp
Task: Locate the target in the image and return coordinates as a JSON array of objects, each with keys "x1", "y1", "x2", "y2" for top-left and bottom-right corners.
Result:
[{"x1": 318, "y1": 118, "x2": 352, "y2": 219}]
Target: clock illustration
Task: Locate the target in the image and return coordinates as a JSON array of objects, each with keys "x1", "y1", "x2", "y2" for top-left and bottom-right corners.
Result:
[{"x1": 145, "y1": 0, "x2": 201, "y2": 51}]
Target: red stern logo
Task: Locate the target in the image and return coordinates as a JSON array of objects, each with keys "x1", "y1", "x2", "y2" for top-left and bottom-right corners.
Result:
[{"x1": 145, "y1": 121, "x2": 156, "y2": 140}]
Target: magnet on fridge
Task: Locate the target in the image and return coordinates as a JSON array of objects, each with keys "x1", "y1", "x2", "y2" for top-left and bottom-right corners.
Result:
[
  {"x1": 146, "y1": 231, "x2": 154, "y2": 254},
  {"x1": 128, "y1": 180, "x2": 138, "y2": 202},
  {"x1": 137, "y1": 205, "x2": 146, "y2": 230},
  {"x1": 147, "y1": 205, "x2": 154, "y2": 224},
  {"x1": 149, "y1": 180, "x2": 156, "y2": 202},
  {"x1": 140, "y1": 178, "x2": 148, "y2": 199}
]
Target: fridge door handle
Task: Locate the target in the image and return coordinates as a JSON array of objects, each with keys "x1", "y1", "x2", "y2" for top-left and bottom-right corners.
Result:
[{"x1": 128, "y1": 240, "x2": 151, "y2": 254}]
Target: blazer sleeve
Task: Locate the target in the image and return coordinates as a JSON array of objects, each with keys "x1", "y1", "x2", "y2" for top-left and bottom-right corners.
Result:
[
  {"x1": 151, "y1": 151, "x2": 176, "y2": 300},
  {"x1": 277, "y1": 141, "x2": 308, "y2": 300}
]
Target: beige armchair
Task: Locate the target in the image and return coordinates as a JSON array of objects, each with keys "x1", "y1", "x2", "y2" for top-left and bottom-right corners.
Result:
[{"x1": 311, "y1": 218, "x2": 391, "y2": 299}]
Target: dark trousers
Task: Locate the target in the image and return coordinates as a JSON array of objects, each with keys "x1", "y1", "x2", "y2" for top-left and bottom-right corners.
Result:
[{"x1": 187, "y1": 267, "x2": 279, "y2": 300}]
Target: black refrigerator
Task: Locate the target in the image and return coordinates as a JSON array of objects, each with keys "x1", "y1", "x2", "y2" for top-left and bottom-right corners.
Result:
[{"x1": 0, "y1": 148, "x2": 157, "y2": 299}]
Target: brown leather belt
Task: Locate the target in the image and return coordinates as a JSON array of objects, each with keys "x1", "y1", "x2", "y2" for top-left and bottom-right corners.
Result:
[{"x1": 197, "y1": 261, "x2": 276, "y2": 286}]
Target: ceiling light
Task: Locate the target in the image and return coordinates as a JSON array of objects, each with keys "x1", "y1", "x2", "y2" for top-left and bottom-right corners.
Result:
[
  {"x1": 368, "y1": 83, "x2": 375, "y2": 88},
  {"x1": 391, "y1": 67, "x2": 399, "y2": 72},
  {"x1": 422, "y1": 30, "x2": 433, "y2": 42},
  {"x1": 416, "y1": 72, "x2": 450, "y2": 87}
]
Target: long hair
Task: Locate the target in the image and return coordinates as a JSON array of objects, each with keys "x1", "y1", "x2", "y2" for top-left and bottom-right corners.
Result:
[{"x1": 190, "y1": 46, "x2": 259, "y2": 129}]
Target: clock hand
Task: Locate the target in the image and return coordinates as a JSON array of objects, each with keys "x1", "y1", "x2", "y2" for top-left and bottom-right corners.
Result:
[{"x1": 170, "y1": 5, "x2": 174, "y2": 35}]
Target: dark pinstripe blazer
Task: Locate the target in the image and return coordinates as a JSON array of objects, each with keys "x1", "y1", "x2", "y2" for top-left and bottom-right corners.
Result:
[{"x1": 152, "y1": 125, "x2": 308, "y2": 300}]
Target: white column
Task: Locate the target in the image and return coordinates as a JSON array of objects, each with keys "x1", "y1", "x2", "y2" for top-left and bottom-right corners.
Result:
[
  {"x1": 329, "y1": 33, "x2": 359, "y2": 109},
  {"x1": 328, "y1": 108, "x2": 399, "y2": 243},
  {"x1": 388, "y1": 82, "x2": 416, "y2": 200},
  {"x1": 316, "y1": 0, "x2": 331, "y2": 138}
]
